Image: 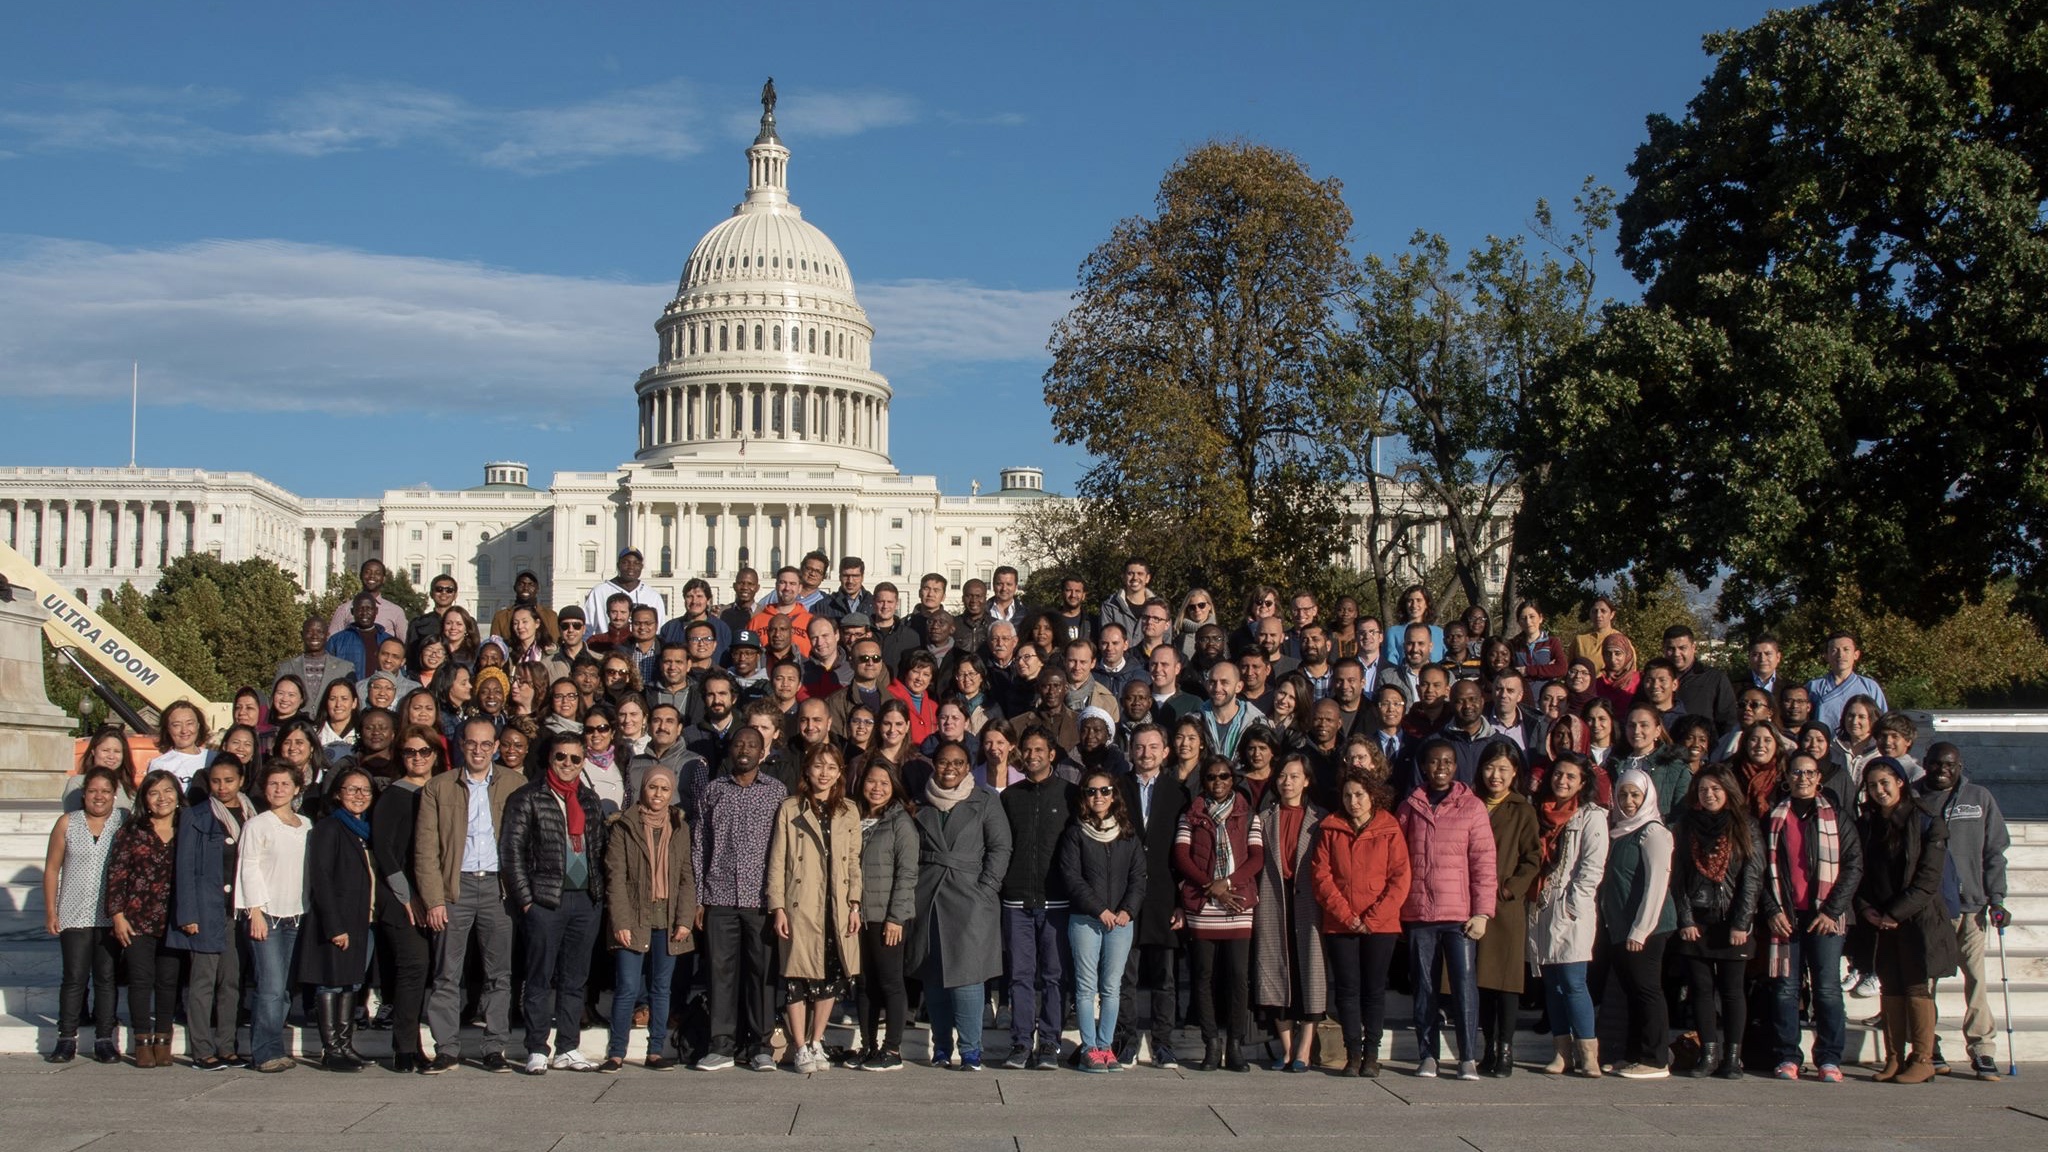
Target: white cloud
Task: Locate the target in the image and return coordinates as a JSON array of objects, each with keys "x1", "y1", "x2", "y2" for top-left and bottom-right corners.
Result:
[{"x1": 0, "y1": 238, "x2": 1065, "y2": 419}]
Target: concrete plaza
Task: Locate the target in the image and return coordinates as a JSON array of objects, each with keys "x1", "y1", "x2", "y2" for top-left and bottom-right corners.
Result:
[{"x1": 0, "y1": 1053, "x2": 2041, "y2": 1152}]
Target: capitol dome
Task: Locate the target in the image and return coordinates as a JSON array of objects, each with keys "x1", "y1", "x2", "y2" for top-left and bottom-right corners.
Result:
[{"x1": 634, "y1": 93, "x2": 893, "y2": 470}]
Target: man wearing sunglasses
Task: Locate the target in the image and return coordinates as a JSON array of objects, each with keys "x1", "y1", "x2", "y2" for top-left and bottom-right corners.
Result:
[
  {"x1": 825, "y1": 638, "x2": 891, "y2": 739},
  {"x1": 410, "y1": 575, "x2": 462, "y2": 648},
  {"x1": 501, "y1": 733, "x2": 609, "y2": 1075}
]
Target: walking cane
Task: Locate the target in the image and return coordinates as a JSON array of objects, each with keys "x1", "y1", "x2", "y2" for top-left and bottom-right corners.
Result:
[{"x1": 1995, "y1": 923, "x2": 2017, "y2": 1078}]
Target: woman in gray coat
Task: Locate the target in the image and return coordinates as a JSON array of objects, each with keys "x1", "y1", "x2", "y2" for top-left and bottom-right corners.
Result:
[
  {"x1": 1252, "y1": 757, "x2": 1327, "y2": 1072},
  {"x1": 909, "y1": 740, "x2": 1012, "y2": 1070},
  {"x1": 852, "y1": 757, "x2": 919, "y2": 1071}
]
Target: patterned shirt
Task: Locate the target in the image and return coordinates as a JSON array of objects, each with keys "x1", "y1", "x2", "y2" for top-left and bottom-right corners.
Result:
[{"x1": 692, "y1": 773, "x2": 788, "y2": 909}]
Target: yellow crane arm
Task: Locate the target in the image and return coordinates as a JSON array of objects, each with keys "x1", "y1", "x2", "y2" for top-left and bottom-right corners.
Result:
[{"x1": 0, "y1": 539, "x2": 232, "y2": 731}]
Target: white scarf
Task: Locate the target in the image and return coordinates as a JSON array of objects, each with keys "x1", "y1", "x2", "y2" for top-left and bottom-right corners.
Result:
[
  {"x1": 925, "y1": 775, "x2": 974, "y2": 813},
  {"x1": 1083, "y1": 818, "x2": 1121, "y2": 844},
  {"x1": 1205, "y1": 793, "x2": 1238, "y2": 881}
]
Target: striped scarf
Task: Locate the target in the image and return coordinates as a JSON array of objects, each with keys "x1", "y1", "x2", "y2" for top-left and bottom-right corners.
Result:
[{"x1": 1763, "y1": 797, "x2": 1839, "y2": 978}]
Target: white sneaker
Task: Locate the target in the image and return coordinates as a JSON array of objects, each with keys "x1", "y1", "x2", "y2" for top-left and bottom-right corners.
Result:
[
  {"x1": 1850, "y1": 972, "x2": 1881, "y2": 999},
  {"x1": 694, "y1": 1051, "x2": 734, "y2": 1071},
  {"x1": 523, "y1": 1052, "x2": 549, "y2": 1075},
  {"x1": 1416, "y1": 1056, "x2": 1438, "y2": 1078},
  {"x1": 749, "y1": 1051, "x2": 777, "y2": 1072},
  {"x1": 791, "y1": 1044, "x2": 815, "y2": 1073},
  {"x1": 551, "y1": 1050, "x2": 596, "y2": 1071}
]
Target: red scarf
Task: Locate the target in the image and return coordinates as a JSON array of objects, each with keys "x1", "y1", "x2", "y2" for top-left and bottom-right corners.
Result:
[
  {"x1": 545, "y1": 771, "x2": 585, "y2": 850},
  {"x1": 1535, "y1": 794, "x2": 1581, "y2": 876},
  {"x1": 1740, "y1": 759, "x2": 1781, "y2": 818}
]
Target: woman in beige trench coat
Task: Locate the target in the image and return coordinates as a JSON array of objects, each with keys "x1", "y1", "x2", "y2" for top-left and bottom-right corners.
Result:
[{"x1": 768, "y1": 743, "x2": 864, "y2": 1073}]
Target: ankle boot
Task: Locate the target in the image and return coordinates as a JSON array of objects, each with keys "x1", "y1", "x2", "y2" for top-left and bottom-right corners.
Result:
[
  {"x1": 1690, "y1": 1041, "x2": 1719, "y2": 1078},
  {"x1": 1873, "y1": 997, "x2": 1905, "y2": 1081},
  {"x1": 132, "y1": 1033, "x2": 157, "y2": 1069},
  {"x1": 1715, "y1": 1037, "x2": 1745, "y2": 1080},
  {"x1": 1223, "y1": 1035, "x2": 1248, "y2": 1072},
  {"x1": 1341, "y1": 1048, "x2": 1361, "y2": 1077},
  {"x1": 1575, "y1": 1039, "x2": 1603, "y2": 1078},
  {"x1": 1894, "y1": 997, "x2": 1939, "y2": 1084},
  {"x1": 1477, "y1": 1028, "x2": 1498, "y2": 1075},
  {"x1": 1361, "y1": 1035, "x2": 1382, "y2": 1078},
  {"x1": 1543, "y1": 1035, "x2": 1572, "y2": 1074},
  {"x1": 153, "y1": 1033, "x2": 173, "y2": 1068},
  {"x1": 1495, "y1": 1036, "x2": 1515, "y2": 1077},
  {"x1": 1196, "y1": 1037, "x2": 1222, "y2": 1072},
  {"x1": 337, "y1": 991, "x2": 367, "y2": 1064}
]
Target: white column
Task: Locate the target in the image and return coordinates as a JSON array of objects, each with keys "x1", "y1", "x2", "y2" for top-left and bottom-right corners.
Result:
[
  {"x1": 141, "y1": 501, "x2": 162, "y2": 571},
  {"x1": 716, "y1": 503, "x2": 732, "y2": 577}
]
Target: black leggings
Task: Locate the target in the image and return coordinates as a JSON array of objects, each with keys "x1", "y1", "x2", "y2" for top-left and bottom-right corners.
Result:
[
  {"x1": 1684, "y1": 955, "x2": 1747, "y2": 1047},
  {"x1": 1478, "y1": 987, "x2": 1518, "y2": 1049},
  {"x1": 122, "y1": 934, "x2": 183, "y2": 1036},
  {"x1": 378, "y1": 918, "x2": 435, "y2": 1057},
  {"x1": 858, "y1": 922, "x2": 908, "y2": 1053},
  {"x1": 1613, "y1": 933, "x2": 1672, "y2": 1066},
  {"x1": 1187, "y1": 937, "x2": 1251, "y2": 1041},
  {"x1": 1324, "y1": 933, "x2": 1397, "y2": 1053},
  {"x1": 58, "y1": 927, "x2": 121, "y2": 1039}
]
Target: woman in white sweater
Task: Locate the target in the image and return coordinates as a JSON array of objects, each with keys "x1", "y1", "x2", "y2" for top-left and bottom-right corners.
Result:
[
  {"x1": 1527, "y1": 754, "x2": 1609, "y2": 1077},
  {"x1": 1599, "y1": 767, "x2": 1678, "y2": 1079},
  {"x1": 238, "y1": 763, "x2": 311, "y2": 1073}
]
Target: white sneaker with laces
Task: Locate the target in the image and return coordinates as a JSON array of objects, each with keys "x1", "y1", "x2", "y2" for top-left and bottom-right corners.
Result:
[
  {"x1": 1850, "y1": 971, "x2": 1881, "y2": 998},
  {"x1": 552, "y1": 1050, "x2": 596, "y2": 1071},
  {"x1": 523, "y1": 1053, "x2": 549, "y2": 1075}
]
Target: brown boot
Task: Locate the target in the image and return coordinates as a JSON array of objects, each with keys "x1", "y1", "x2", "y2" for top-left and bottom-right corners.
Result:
[
  {"x1": 1894, "y1": 997, "x2": 1939, "y2": 1084},
  {"x1": 132, "y1": 1034, "x2": 157, "y2": 1069},
  {"x1": 1574, "y1": 1038, "x2": 1603, "y2": 1078},
  {"x1": 1872, "y1": 998, "x2": 1904, "y2": 1082},
  {"x1": 1542, "y1": 1035, "x2": 1572, "y2": 1074},
  {"x1": 155, "y1": 1034, "x2": 174, "y2": 1067}
]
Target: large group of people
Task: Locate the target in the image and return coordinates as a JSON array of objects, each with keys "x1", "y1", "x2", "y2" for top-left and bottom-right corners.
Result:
[{"x1": 41, "y1": 551, "x2": 2015, "y2": 1086}]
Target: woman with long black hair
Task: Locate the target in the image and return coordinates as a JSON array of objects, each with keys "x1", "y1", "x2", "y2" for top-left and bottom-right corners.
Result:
[
  {"x1": 851, "y1": 758, "x2": 917, "y2": 1071},
  {"x1": 1672, "y1": 766, "x2": 1764, "y2": 1079},
  {"x1": 105, "y1": 769, "x2": 184, "y2": 1067}
]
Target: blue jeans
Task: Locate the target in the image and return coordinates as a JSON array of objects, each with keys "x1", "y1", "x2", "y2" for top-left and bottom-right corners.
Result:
[
  {"x1": 925, "y1": 983, "x2": 985, "y2": 1060},
  {"x1": 1408, "y1": 921, "x2": 1478, "y2": 1061},
  {"x1": 1002, "y1": 906, "x2": 1067, "y2": 1051},
  {"x1": 1542, "y1": 962, "x2": 1596, "y2": 1040},
  {"x1": 1772, "y1": 917, "x2": 1847, "y2": 1067},
  {"x1": 248, "y1": 915, "x2": 301, "y2": 1065},
  {"x1": 1068, "y1": 916, "x2": 1133, "y2": 1052},
  {"x1": 610, "y1": 946, "x2": 676, "y2": 1059}
]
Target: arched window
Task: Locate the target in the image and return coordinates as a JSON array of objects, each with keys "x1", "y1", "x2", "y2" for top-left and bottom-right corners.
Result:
[
  {"x1": 742, "y1": 256, "x2": 749, "y2": 269},
  {"x1": 790, "y1": 325, "x2": 800, "y2": 351},
  {"x1": 773, "y1": 325, "x2": 782, "y2": 351},
  {"x1": 719, "y1": 325, "x2": 729, "y2": 352},
  {"x1": 753, "y1": 324, "x2": 764, "y2": 350},
  {"x1": 807, "y1": 327, "x2": 816, "y2": 353},
  {"x1": 838, "y1": 332, "x2": 846, "y2": 358},
  {"x1": 688, "y1": 326, "x2": 697, "y2": 355}
]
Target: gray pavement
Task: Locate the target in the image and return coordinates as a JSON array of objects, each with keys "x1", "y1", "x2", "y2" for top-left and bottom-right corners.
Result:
[{"x1": 0, "y1": 1054, "x2": 2042, "y2": 1152}]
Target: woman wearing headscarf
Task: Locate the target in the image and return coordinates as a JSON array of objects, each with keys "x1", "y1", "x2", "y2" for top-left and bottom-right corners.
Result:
[
  {"x1": 601, "y1": 761, "x2": 697, "y2": 1072},
  {"x1": 1527, "y1": 754, "x2": 1608, "y2": 1078},
  {"x1": 1850, "y1": 757, "x2": 1959, "y2": 1084},
  {"x1": 1593, "y1": 633, "x2": 1641, "y2": 713},
  {"x1": 1598, "y1": 767, "x2": 1677, "y2": 1078}
]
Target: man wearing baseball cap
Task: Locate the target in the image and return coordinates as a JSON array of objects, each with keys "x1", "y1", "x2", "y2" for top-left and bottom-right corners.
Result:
[{"x1": 581, "y1": 546, "x2": 666, "y2": 633}]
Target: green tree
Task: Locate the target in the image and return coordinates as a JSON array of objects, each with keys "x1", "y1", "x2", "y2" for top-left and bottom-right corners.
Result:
[
  {"x1": 1039, "y1": 141, "x2": 1358, "y2": 606},
  {"x1": 1332, "y1": 181, "x2": 1612, "y2": 623},
  {"x1": 1524, "y1": 0, "x2": 2048, "y2": 628}
]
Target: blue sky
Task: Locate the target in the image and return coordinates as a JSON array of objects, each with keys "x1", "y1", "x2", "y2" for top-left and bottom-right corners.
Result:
[{"x1": 0, "y1": 0, "x2": 1776, "y2": 499}]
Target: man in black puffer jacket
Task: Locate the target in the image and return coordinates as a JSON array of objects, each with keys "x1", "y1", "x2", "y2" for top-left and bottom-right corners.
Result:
[{"x1": 501, "y1": 732, "x2": 609, "y2": 1074}]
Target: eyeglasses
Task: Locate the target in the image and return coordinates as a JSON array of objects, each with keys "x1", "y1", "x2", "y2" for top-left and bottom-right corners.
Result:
[
  {"x1": 583, "y1": 724, "x2": 612, "y2": 734},
  {"x1": 401, "y1": 747, "x2": 437, "y2": 759},
  {"x1": 689, "y1": 636, "x2": 715, "y2": 644},
  {"x1": 336, "y1": 785, "x2": 373, "y2": 797},
  {"x1": 1083, "y1": 786, "x2": 1116, "y2": 797},
  {"x1": 552, "y1": 753, "x2": 585, "y2": 764}
]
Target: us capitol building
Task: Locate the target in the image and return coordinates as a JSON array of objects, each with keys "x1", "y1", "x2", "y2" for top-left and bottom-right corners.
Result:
[
  {"x1": 0, "y1": 88, "x2": 1509, "y2": 620},
  {"x1": 0, "y1": 94, "x2": 1061, "y2": 620}
]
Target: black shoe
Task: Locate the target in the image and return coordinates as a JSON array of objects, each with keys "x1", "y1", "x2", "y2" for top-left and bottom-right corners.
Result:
[
  {"x1": 1001, "y1": 1044, "x2": 1030, "y2": 1070},
  {"x1": 1495, "y1": 1045, "x2": 1515, "y2": 1078},
  {"x1": 1153, "y1": 1040, "x2": 1180, "y2": 1070},
  {"x1": 864, "y1": 1050, "x2": 904, "y2": 1072},
  {"x1": 195, "y1": 1056, "x2": 227, "y2": 1072},
  {"x1": 391, "y1": 1052, "x2": 418, "y2": 1074},
  {"x1": 1195, "y1": 1038, "x2": 1223, "y2": 1072},
  {"x1": 1026, "y1": 1045, "x2": 1058, "y2": 1071},
  {"x1": 1223, "y1": 1038, "x2": 1249, "y2": 1073},
  {"x1": 423, "y1": 1051, "x2": 461, "y2": 1075},
  {"x1": 1690, "y1": 1042, "x2": 1719, "y2": 1079},
  {"x1": 1476, "y1": 1033, "x2": 1497, "y2": 1076},
  {"x1": 223, "y1": 1052, "x2": 248, "y2": 1068},
  {"x1": 48, "y1": 1037, "x2": 77, "y2": 1064},
  {"x1": 1716, "y1": 1048, "x2": 1744, "y2": 1080},
  {"x1": 481, "y1": 1051, "x2": 512, "y2": 1073},
  {"x1": 93, "y1": 1038, "x2": 120, "y2": 1064}
]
